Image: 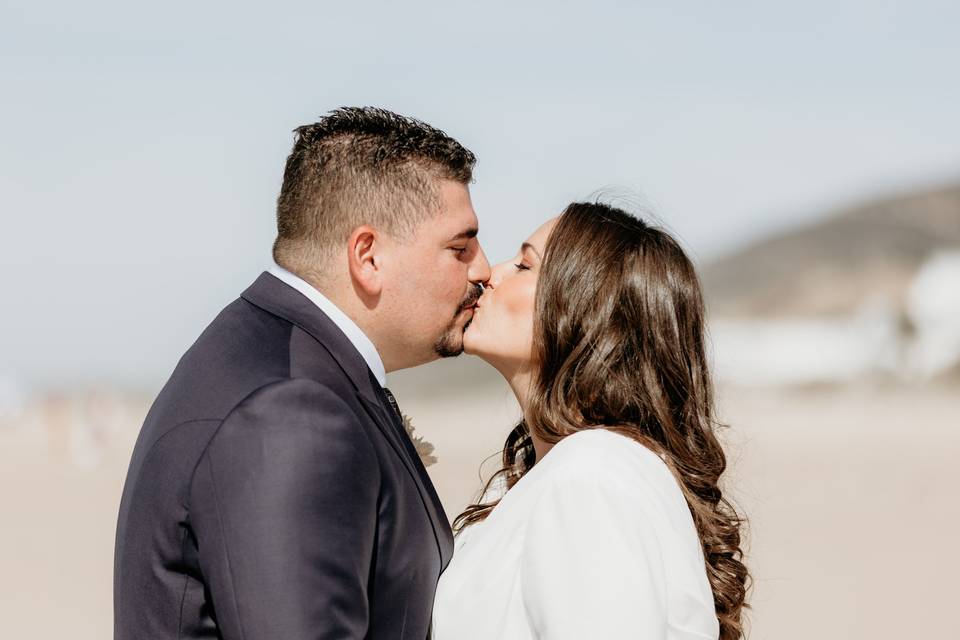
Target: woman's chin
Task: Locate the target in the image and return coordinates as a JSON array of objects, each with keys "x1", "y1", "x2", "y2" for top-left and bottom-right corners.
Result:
[
  {"x1": 462, "y1": 321, "x2": 486, "y2": 357},
  {"x1": 462, "y1": 326, "x2": 478, "y2": 355}
]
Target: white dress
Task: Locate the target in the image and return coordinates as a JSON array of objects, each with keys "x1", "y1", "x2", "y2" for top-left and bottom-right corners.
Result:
[{"x1": 432, "y1": 429, "x2": 719, "y2": 639}]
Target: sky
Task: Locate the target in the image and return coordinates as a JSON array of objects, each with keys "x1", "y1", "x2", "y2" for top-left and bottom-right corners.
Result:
[{"x1": 1, "y1": 0, "x2": 958, "y2": 389}]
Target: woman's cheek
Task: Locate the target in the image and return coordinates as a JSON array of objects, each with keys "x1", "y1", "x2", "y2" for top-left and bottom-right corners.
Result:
[
  {"x1": 511, "y1": 280, "x2": 537, "y2": 328},
  {"x1": 506, "y1": 280, "x2": 537, "y2": 356}
]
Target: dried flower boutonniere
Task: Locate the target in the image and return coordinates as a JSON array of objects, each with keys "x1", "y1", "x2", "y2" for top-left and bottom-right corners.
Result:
[{"x1": 401, "y1": 414, "x2": 438, "y2": 467}]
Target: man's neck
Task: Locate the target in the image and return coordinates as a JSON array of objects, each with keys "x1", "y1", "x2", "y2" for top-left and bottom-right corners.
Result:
[
  {"x1": 318, "y1": 284, "x2": 397, "y2": 372},
  {"x1": 268, "y1": 264, "x2": 388, "y2": 385}
]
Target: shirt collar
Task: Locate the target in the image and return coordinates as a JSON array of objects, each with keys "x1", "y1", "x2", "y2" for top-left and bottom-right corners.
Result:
[{"x1": 267, "y1": 264, "x2": 387, "y2": 387}]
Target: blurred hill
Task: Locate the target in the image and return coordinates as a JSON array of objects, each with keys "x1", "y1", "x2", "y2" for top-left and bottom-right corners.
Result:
[
  {"x1": 701, "y1": 181, "x2": 960, "y2": 385},
  {"x1": 702, "y1": 181, "x2": 960, "y2": 318}
]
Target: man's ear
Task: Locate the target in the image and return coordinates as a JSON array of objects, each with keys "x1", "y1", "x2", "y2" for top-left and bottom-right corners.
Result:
[{"x1": 347, "y1": 225, "x2": 384, "y2": 297}]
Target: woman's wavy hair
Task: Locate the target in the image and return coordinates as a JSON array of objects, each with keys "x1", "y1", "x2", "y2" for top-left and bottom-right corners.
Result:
[{"x1": 454, "y1": 201, "x2": 750, "y2": 639}]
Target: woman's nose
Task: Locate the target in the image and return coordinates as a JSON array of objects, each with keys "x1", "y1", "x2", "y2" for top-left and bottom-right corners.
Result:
[{"x1": 487, "y1": 260, "x2": 514, "y2": 288}]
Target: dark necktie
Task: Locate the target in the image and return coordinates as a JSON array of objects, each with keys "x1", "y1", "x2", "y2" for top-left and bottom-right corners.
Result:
[{"x1": 382, "y1": 387, "x2": 404, "y2": 423}]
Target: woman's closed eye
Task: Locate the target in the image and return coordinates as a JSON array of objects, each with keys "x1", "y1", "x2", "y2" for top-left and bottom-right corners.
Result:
[{"x1": 514, "y1": 262, "x2": 531, "y2": 271}]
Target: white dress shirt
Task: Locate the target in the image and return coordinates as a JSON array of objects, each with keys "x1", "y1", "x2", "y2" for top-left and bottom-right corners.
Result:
[
  {"x1": 267, "y1": 264, "x2": 387, "y2": 387},
  {"x1": 432, "y1": 429, "x2": 720, "y2": 640}
]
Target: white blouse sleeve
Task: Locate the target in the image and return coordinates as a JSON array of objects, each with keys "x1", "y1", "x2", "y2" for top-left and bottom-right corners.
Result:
[{"x1": 519, "y1": 469, "x2": 669, "y2": 639}]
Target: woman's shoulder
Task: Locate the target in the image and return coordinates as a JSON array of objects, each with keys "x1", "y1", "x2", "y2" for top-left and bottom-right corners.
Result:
[
  {"x1": 546, "y1": 428, "x2": 668, "y2": 474},
  {"x1": 537, "y1": 428, "x2": 682, "y2": 504}
]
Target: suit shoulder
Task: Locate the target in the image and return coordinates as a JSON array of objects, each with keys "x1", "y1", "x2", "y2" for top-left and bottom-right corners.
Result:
[
  {"x1": 207, "y1": 378, "x2": 378, "y2": 464},
  {"x1": 227, "y1": 377, "x2": 367, "y2": 430}
]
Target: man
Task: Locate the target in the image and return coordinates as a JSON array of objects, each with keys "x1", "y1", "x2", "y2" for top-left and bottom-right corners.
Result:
[{"x1": 114, "y1": 107, "x2": 490, "y2": 639}]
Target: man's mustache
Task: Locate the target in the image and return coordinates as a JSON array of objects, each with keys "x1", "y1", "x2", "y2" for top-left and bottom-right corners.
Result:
[{"x1": 456, "y1": 283, "x2": 484, "y2": 315}]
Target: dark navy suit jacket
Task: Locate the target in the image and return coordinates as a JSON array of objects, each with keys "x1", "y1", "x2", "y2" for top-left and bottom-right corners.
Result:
[{"x1": 114, "y1": 272, "x2": 453, "y2": 639}]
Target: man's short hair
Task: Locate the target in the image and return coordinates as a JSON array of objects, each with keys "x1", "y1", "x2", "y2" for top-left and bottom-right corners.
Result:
[{"x1": 273, "y1": 106, "x2": 476, "y2": 275}]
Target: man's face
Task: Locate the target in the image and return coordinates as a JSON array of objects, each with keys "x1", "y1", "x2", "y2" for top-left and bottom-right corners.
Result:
[{"x1": 382, "y1": 180, "x2": 491, "y2": 368}]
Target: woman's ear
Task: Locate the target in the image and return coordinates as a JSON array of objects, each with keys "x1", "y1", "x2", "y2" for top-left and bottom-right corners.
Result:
[{"x1": 347, "y1": 225, "x2": 384, "y2": 297}]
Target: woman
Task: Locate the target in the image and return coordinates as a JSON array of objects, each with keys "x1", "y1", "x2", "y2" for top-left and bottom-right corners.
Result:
[{"x1": 431, "y1": 202, "x2": 749, "y2": 639}]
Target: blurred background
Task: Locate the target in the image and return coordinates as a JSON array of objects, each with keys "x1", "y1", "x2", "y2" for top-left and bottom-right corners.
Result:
[{"x1": 2, "y1": 1, "x2": 958, "y2": 638}]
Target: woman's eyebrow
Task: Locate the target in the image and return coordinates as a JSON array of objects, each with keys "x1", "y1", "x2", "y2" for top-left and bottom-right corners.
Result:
[{"x1": 521, "y1": 242, "x2": 542, "y2": 260}]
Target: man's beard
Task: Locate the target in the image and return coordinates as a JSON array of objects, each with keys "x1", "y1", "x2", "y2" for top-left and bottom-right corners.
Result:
[{"x1": 433, "y1": 284, "x2": 482, "y2": 358}]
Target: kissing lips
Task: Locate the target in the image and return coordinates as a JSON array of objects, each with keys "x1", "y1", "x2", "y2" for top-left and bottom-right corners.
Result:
[{"x1": 456, "y1": 284, "x2": 484, "y2": 316}]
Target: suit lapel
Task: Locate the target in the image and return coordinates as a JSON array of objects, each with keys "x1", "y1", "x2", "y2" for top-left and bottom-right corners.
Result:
[
  {"x1": 241, "y1": 272, "x2": 453, "y2": 568},
  {"x1": 357, "y1": 383, "x2": 454, "y2": 568}
]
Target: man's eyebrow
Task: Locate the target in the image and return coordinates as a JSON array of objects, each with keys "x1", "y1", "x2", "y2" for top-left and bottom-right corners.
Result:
[
  {"x1": 447, "y1": 228, "x2": 479, "y2": 242},
  {"x1": 521, "y1": 242, "x2": 542, "y2": 259}
]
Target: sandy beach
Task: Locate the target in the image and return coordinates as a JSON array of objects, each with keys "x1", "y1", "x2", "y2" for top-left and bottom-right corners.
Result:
[{"x1": 1, "y1": 372, "x2": 956, "y2": 639}]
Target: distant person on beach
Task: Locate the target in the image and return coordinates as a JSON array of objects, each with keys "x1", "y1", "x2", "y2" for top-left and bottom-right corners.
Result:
[
  {"x1": 431, "y1": 203, "x2": 750, "y2": 639},
  {"x1": 113, "y1": 107, "x2": 489, "y2": 639}
]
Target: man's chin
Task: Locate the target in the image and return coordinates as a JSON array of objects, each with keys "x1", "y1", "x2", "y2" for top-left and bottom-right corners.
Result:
[
  {"x1": 434, "y1": 341, "x2": 464, "y2": 359},
  {"x1": 433, "y1": 327, "x2": 466, "y2": 358},
  {"x1": 432, "y1": 308, "x2": 478, "y2": 358}
]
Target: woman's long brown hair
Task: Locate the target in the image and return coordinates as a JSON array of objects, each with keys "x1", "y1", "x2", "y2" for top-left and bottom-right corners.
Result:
[{"x1": 454, "y1": 202, "x2": 750, "y2": 639}]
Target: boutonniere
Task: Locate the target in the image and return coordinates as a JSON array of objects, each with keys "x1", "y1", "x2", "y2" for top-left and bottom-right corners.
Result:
[{"x1": 401, "y1": 414, "x2": 438, "y2": 467}]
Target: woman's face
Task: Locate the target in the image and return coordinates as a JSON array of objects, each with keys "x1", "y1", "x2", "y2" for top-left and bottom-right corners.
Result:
[{"x1": 463, "y1": 217, "x2": 558, "y2": 372}]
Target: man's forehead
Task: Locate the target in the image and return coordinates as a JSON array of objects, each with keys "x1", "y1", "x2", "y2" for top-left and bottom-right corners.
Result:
[
  {"x1": 435, "y1": 180, "x2": 479, "y2": 236},
  {"x1": 438, "y1": 179, "x2": 474, "y2": 209}
]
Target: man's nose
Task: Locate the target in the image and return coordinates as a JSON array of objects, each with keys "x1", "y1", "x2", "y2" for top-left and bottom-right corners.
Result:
[
  {"x1": 485, "y1": 259, "x2": 515, "y2": 290},
  {"x1": 469, "y1": 243, "x2": 492, "y2": 285}
]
